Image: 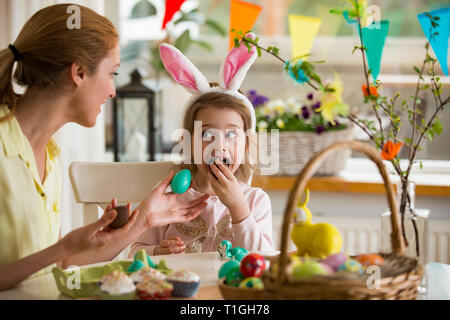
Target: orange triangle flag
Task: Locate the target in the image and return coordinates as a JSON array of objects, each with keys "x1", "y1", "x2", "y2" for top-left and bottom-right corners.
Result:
[{"x1": 229, "y1": 0, "x2": 262, "y2": 50}]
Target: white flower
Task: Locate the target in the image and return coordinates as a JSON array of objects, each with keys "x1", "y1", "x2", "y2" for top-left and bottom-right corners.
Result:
[
  {"x1": 268, "y1": 99, "x2": 286, "y2": 111},
  {"x1": 257, "y1": 120, "x2": 268, "y2": 130},
  {"x1": 276, "y1": 118, "x2": 285, "y2": 129}
]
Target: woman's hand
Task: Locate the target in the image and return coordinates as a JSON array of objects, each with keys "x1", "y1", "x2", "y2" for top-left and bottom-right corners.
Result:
[
  {"x1": 154, "y1": 237, "x2": 186, "y2": 255},
  {"x1": 138, "y1": 170, "x2": 209, "y2": 230},
  {"x1": 207, "y1": 159, "x2": 250, "y2": 224},
  {"x1": 60, "y1": 199, "x2": 139, "y2": 257}
]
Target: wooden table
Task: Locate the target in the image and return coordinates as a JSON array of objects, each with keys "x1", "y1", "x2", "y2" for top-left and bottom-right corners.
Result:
[{"x1": 0, "y1": 252, "x2": 448, "y2": 300}]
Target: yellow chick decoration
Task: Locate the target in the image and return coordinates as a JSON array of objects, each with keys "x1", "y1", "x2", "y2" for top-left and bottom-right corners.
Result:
[{"x1": 290, "y1": 189, "x2": 343, "y2": 259}]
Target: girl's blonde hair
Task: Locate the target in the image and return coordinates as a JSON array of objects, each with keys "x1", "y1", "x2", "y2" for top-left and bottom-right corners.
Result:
[
  {"x1": 0, "y1": 4, "x2": 118, "y2": 123},
  {"x1": 180, "y1": 83, "x2": 257, "y2": 183}
]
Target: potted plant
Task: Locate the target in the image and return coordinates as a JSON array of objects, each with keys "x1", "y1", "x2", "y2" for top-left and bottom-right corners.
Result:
[{"x1": 248, "y1": 89, "x2": 354, "y2": 176}]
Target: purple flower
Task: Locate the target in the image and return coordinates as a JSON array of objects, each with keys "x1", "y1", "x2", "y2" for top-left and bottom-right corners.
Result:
[
  {"x1": 301, "y1": 106, "x2": 310, "y2": 119},
  {"x1": 315, "y1": 125, "x2": 325, "y2": 134},
  {"x1": 307, "y1": 93, "x2": 314, "y2": 100},
  {"x1": 312, "y1": 101, "x2": 321, "y2": 112},
  {"x1": 248, "y1": 90, "x2": 269, "y2": 108}
]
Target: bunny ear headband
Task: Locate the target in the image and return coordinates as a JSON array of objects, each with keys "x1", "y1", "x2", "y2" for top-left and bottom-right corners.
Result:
[{"x1": 159, "y1": 33, "x2": 258, "y2": 132}]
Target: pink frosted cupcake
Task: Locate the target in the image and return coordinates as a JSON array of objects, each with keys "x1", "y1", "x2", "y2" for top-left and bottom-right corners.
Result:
[
  {"x1": 99, "y1": 271, "x2": 136, "y2": 300},
  {"x1": 136, "y1": 279, "x2": 173, "y2": 300},
  {"x1": 130, "y1": 266, "x2": 166, "y2": 284}
]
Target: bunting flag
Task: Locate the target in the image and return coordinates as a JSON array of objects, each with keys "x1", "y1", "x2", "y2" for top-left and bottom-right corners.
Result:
[
  {"x1": 229, "y1": 0, "x2": 262, "y2": 50},
  {"x1": 359, "y1": 20, "x2": 389, "y2": 80},
  {"x1": 418, "y1": 7, "x2": 450, "y2": 76},
  {"x1": 288, "y1": 14, "x2": 322, "y2": 60},
  {"x1": 162, "y1": 0, "x2": 186, "y2": 30}
]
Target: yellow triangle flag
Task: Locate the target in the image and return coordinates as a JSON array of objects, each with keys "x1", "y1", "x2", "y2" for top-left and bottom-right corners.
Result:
[
  {"x1": 229, "y1": 0, "x2": 262, "y2": 50},
  {"x1": 288, "y1": 14, "x2": 322, "y2": 60}
]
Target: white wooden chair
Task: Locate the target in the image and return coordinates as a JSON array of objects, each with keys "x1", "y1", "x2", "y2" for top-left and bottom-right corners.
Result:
[
  {"x1": 69, "y1": 161, "x2": 174, "y2": 260},
  {"x1": 69, "y1": 161, "x2": 175, "y2": 226}
]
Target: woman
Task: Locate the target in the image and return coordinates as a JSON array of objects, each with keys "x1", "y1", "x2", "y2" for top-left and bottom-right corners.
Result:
[{"x1": 0, "y1": 4, "x2": 208, "y2": 291}]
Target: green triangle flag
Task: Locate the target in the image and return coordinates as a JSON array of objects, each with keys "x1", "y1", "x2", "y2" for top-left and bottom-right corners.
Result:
[
  {"x1": 359, "y1": 20, "x2": 389, "y2": 81},
  {"x1": 418, "y1": 7, "x2": 450, "y2": 76}
]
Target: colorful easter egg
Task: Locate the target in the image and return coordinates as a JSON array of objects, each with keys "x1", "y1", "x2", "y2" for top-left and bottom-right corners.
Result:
[
  {"x1": 218, "y1": 260, "x2": 240, "y2": 279},
  {"x1": 320, "y1": 263, "x2": 335, "y2": 275},
  {"x1": 354, "y1": 254, "x2": 384, "y2": 267},
  {"x1": 322, "y1": 253, "x2": 348, "y2": 271},
  {"x1": 225, "y1": 267, "x2": 244, "y2": 287},
  {"x1": 239, "y1": 277, "x2": 264, "y2": 289},
  {"x1": 240, "y1": 253, "x2": 266, "y2": 278},
  {"x1": 337, "y1": 259, "x2": 364, "y2": 274},
  {"x1": 291, "y1": 260, "x2": 328, "y2": 278},
  {"x1": 171, "y1": 169, "x2": 192, "y2": 194}
]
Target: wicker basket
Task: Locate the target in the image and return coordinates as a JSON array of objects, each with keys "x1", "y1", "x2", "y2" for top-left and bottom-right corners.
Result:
[
  {"x1": 219, "y1": 141, "x2": 423, "y2": 300},
  {"x1": 218, "y1": 278, "x2": 265, "y2": 300},
  {"x1": 259, "y1": 125, "x2": 355, "y2": 176},
  {"x1": 263, "y1": 140, "x2": 423, "y2": 300}
]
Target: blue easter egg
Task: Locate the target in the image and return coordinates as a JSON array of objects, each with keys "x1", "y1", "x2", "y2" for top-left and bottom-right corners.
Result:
[
  {"x1": 218, "y1": 260, "x2": 240, "y2": 279},
  {"x1": 225, "y1": 267, "x2": 244, "y2": 287},
  {"x1": 337, "y1": 259, "x2": 364, "y2": 274},
  {"x1": 171, "y1": 169, "x2": 192, "y2": 194},
  {"x1": 127, "y1": 260, "x2": 145, "y2": 273}
]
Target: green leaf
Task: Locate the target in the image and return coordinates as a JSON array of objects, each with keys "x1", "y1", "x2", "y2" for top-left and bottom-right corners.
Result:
[
  {"x1": 425, "y1": 129, "x2": 434, "y2": 140},
  {"x1": 130, "y1": 0, "x2": 157, "y2": 18},
  {"x1": 403, "y1": 137, "x2": 412, "y2": 145},
  {"x1": 413, "y1": 66, "x2": 421, "y2": 74},
  {"x1": 256, "y1": 47, "x2": 262, "y2": 58},
  {"x1": 310, "y1": 73, "x2": 322, "y2": 84},
  {"x1": 204, "y1": 19, "x2": 226, "y2": 36},
  {"x1": 432, "y1": 118, "x2": 443, "y2": 135},
  {"x1": 174, "y1": 29, "x2": 192, "y2": 53}
]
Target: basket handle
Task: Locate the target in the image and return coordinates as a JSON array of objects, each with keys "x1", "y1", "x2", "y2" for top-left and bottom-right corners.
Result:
[{"x1": 276, "y1": 141, "x2": 405, "y2": 287}]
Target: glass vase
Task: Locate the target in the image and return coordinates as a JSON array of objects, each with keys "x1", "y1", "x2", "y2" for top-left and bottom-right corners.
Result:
[{"x1": 381, "y1": 180, "x2": 430, "y2": 297}]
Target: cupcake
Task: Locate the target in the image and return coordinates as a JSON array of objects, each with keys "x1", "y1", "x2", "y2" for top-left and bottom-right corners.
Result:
[
  {"x1": 130, "y1": 266, "x2": 166, "y2": 284},
  {"x1": 99, "y1": 271, "x2": 136, "y2": 300},
  {"x1": 167, "y1": 270, "x2": 201, "y2": 298},
  {"x1": 136, "y1": 279, "x2": 173, "y2": 300}
]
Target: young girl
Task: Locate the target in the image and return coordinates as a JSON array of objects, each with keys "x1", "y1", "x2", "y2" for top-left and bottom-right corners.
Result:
[{"x1": 130, "y1": 35, "x2": 274, "y2": 256}]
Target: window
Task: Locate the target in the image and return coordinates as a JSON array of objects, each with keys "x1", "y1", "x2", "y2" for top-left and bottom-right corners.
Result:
[{"x1": 105, "y1": 0, "x2": 450, "y2": 164}]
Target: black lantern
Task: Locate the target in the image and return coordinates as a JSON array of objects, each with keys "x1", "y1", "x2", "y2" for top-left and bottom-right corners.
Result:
[{"x1": 113, "y1": 69, "x2": 159, "y2": 162}]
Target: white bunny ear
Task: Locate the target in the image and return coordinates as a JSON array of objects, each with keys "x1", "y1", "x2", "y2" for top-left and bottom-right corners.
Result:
[
  {"x1": 219, "y1": 33, "x2": 258, "y2": 92},
  {"x1": 159, "y1": 44, "x2": 210, "y2": 94}
]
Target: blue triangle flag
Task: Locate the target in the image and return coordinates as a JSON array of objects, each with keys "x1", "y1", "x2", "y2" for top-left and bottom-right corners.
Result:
[
  {"x1": 418, "y1": 7, "x2": 450, "y2": 76},
  {"x1": 359, "y1": 20, "x2": 390, "y2": 81}
]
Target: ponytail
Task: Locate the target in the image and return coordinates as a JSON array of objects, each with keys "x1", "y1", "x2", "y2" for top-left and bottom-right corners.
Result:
[
  {"x1": 0, "y1": 3, "x2": 118, "y2": 123},
  {"x1": 0, "y1": 47, "x2": 20, "y2": 123}
]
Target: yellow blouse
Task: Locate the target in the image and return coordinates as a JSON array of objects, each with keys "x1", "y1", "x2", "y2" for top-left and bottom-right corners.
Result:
[{"x1": 0, "y1": 105, "x2": 61, "y2": 278}]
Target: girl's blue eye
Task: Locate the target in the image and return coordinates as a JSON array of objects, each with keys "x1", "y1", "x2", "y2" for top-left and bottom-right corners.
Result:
[
  {"x1": 202, "y1": 130, "x2": 213, "y2": 140},
  {"x1": 226, "y1": 130, "x2": 237, "y2": 139}
]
